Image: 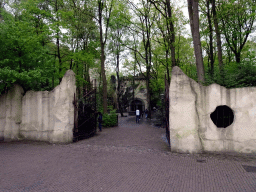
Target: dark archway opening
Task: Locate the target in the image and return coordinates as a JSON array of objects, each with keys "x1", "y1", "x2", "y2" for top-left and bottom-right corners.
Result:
[
  {"x1": 130, "y1": 99, "x2": 144, "y2": 112},
  {"x1": 210, "y1": 105, "x2": 234, "y2": 128}
]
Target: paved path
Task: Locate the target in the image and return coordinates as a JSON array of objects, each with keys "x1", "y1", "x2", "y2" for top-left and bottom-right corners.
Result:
[{"x1": 1, "y1": 114, "x2": 256, "y2": 192}]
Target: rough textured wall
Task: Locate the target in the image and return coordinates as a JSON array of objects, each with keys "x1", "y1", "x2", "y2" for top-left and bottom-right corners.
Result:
[
  {"x1": 20, "y1": 70, "x2": 76, "y2": 143},
  {"x1": 50, "y1": 70, "x2": 76, "y2": 143},
  {"x1": 134, "y1": 80, "x2": 148, "y2": 109},
  {"x1": 0, "y1": 93, "x2": 5, "y2": 140},
  {"x1": 0, "y1": 70, "x2": 76, "y2": 143},
  {"x1": 0, "y1": 85, "x2": 24, "y2": 141},
  {"x1": 121, "y1": 79, "x2": 148, "y2": 111},
  {"x1": 169, "y1": 66, "x2": 256, "y2": 154}
]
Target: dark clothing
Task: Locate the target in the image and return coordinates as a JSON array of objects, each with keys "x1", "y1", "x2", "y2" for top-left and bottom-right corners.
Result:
[
  {"x1": 145, "y1": 109, "x2": 148, "y2": 118},
  {"x1": 98, "y1": 113, "x2": 102, "y2": 131},
  {"x1": 136, "y1": 109, "x2": 140, "y2": 123},
  {"x1": 136, "y1": 115, "x2": 140, "y2": 123},
  {"x1": 99, "y1": 122, "x2": 102, "y2": 131}
]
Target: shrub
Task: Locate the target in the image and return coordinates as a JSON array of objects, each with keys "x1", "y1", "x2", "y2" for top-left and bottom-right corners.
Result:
[{"x1": 102, "y1": 110, "x2": 118, "y2": 127}]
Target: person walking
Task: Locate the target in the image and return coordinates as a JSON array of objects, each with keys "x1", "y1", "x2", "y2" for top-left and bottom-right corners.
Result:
[
  {"x1": 145, "y1": 109, "x2": 148, "y2": 119},
  {"x1": 136, "y1": 108, "x2": 140, "y2": 123},
  {"x1": 98, "y1": 112, "x2": 103, "y2": 131}
]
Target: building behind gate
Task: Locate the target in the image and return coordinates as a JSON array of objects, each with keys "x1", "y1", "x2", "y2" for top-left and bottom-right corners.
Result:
[{"x1": 119, "y1": 74, "x2": 148, "y2": 115}]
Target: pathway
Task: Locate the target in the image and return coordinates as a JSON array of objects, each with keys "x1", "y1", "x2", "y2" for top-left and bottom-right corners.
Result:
[{"x1": 0, "y1": 114, "x2": 256, "y2": 192}]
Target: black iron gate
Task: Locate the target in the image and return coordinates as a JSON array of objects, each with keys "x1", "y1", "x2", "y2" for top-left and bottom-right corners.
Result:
[
  {"x1": 73, "y1": 86, "x2": 97, "y2": 142},
  {"x1": 165, "y1": 75, "x2": 170, "y2": 147}
]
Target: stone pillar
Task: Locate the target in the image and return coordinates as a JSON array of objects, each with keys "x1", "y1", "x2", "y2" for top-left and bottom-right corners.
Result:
[
  {"x1": 169, "y1": 67, "x2": 203, "y2": 153},
  {"x1": 4, "y1": 85, "x2": 24, "y2": 140},
  {"x1": 50, "y1": 70, "x2": 76, "y2": 143}
]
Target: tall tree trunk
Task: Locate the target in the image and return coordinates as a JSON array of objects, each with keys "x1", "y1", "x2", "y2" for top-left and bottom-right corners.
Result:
[
  {"x1": 187, "y1": 0, "x2": 205, "y2": 84},
  {"x1": 145, "y1": 2, "x2": 152, "y2": 119},
  {"x1": 235, "y1": 52, "x2": 241, "y2": 63},
  {"x1": 212, "y1": 0, "x2": 224, "y2": 81},
  {"x1": 100, "y1": 44, "x2": 107, "y2": 114},
  {"x1": 55, "y1": 0, "x2": 62, "y2": 83},
  {"x1": 207, "y1": 0, "x2": 214, "y2": 77},
  {"x1": 57, "y1": 34, "x2": 61, "y2": 83},
  {"x1": 116, "y1": 38, "x2": 124, "y2": 117},
  {"x1": 166, "y1": 0, "x2": 176, "y2": 67},
  {"x1": 166, "y1": 50, "x2": 170, "y2": 84},
  {"x1": 176, "y1": 34, "x2": 181, "y2": 67},
  {"x1": 99, "y1": 1, "x2": 108, "y2": 114}
]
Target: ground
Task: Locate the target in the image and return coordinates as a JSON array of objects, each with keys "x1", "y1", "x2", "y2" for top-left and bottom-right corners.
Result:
[{"x1": 0, "y1": 114, "x2": 256, "y2": 192}]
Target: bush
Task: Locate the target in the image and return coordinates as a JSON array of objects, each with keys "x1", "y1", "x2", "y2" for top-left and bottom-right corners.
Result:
[{"x1": 102, "y1": 110, "x2": 118, "y2": 127}]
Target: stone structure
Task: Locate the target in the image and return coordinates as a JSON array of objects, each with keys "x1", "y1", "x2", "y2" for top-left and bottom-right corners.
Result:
[
  {"x1": 120, "y1": 74, "x2": 148, "y2": 114},
  {"x1": 0, "y1": 84, "x2": 24, "y2": 141},
  {"x1": 0, "y1": 70, "x2": 76, "y2": 143},
  {"x1": 169, "y1": 66, "x2": 256, "y2": 154}
]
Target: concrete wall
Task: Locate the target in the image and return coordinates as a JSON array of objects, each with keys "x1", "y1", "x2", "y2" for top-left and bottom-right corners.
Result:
[
  {"x1": 0, "y1": 85, "x2": 24, "y2": 141},
  {"x1": 169, "y1": 66, "x2": 256, "y2": 154},
  {"x1": 0, "y1": 70, "x2": 76, "y2": 143}
]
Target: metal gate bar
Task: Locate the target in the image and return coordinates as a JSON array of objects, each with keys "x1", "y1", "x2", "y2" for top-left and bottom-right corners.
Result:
[
  {"x1": 73, "y1": 83, "x2": 97, "y2": 142},
  {"x1": 165, "y1": 75, "x2": 170, "y2": 147}
]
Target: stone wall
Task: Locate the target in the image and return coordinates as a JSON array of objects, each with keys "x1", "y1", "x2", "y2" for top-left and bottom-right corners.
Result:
[
  {"x1": 0, "y1": 70, "x2": 76, "y2": 143},
  {"x1": 169, "y1": 66, "x2": 256, "y2": 154},
  {"x1": 0, "y1": 85, "x2": 24, "y2": 141},
  {"x1": 121, "y1": 79, "x2": 148, "y2": 111}
]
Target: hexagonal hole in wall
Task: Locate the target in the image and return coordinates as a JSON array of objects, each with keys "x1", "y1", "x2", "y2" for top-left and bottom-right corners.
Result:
[{"x1": 210, "y1": 105, "x2": 234, "y2": 128}]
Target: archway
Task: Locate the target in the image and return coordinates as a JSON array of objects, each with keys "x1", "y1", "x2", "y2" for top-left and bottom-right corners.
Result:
[{"x1": 129, "y1": 99, "x2": 145, "y2": 115}]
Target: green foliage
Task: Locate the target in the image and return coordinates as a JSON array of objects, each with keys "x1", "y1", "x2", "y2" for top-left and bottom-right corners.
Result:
[
  {"x1": 222, "y1": 61, "x2": 256, "y2": 88},
  {"x1": 202, "y1": 59, "x2": 256, "y2": 89},
  {"x1": 102, "y1": 109, "x2": 118, "y2": 127},
  {"x1": 0, "y1": 0, "x2": 100, "y2": 95},
  {"x1": 0, "y1": 7, "x2": 55, "y2": 93},
  {"x1": 1, "y1": 0, "x2": 256, "y2": 108}
]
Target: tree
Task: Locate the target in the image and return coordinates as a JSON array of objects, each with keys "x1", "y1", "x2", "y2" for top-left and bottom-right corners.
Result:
[
  {"x1": 0, "y1": 0, "x2": 55, "y2": 92},
  {"x1": 187, "y1": 0, "x2": 205, "y2": 84},
  {"x1": 96, "y1": 0, "x2": 115, "y2": 114},
  {"x1": 62, "y1": 0, "x2": 99, "y2": 97},
  {"x1": 218, "y1": 0, "x2": 256, "y2": 63},
  {"x1": 212, "y1": 0, "x2": 223, "y2": 76},
  {"x1": 108, "y1": 1, "x2": 131, "y2": 116},
  {"x1": 128, "y1": 0, "x2": 157, "y2": 118},
  {"x1": 150, "y1": 0, "x2": 177, "y2": 83}
]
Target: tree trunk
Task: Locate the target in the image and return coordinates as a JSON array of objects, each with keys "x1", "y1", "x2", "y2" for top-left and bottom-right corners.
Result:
[
  {"x1": 166, "y1": 0, "x2": 176, "y2": 67},
  {"x1": 166, "y1": 50, "x2": 170, "y2": 84},
  {"x1": 101, "y1": 44, "x2": 108, "y2": 114},
  {"x1": 116, "y1": 42, "x2": 124, "y2": 117},
  {"x1": 235, "y1": 52, "x2": 241, "y2": 63},
  {"x1": 212, "y1": 0, "x2": 224, "y2": 80},
  {"x1": 55, "y1": 0, "x2": 62, "y2": 83},
  {"x1": 187, "y1": 0, "x2": 205, "y2": 84},
  {"x1": 57, "y1": 34, "x2": 61, "y2": 83},
  {"x1": 99, "y1": 1, "x2": 108, "y2": 114},
  {"x1": 207, "y1": 0, "x2": 214, "y2": 77}
]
